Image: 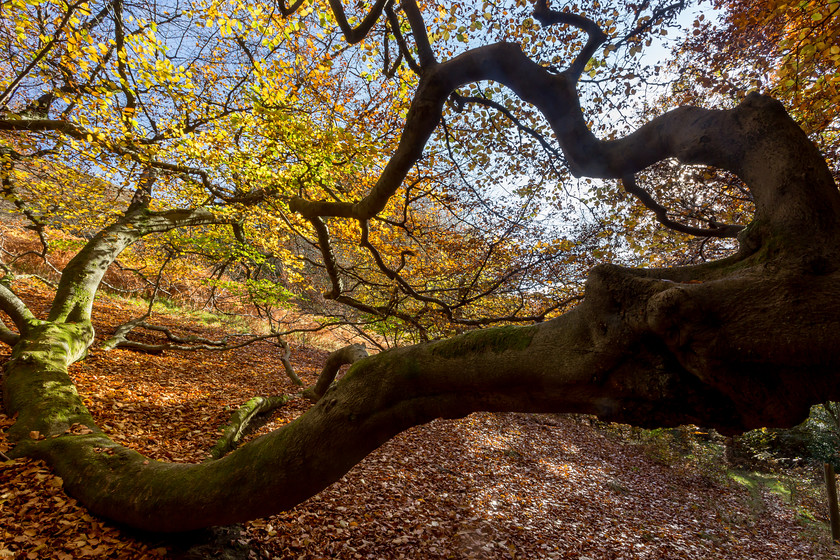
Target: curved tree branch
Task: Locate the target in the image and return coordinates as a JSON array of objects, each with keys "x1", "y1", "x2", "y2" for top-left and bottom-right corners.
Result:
[
  {"x1": 290, "y1": 42, "x2": 840, "y2": 249},
  {"x1": 275, "y1": 337, "x2": 304, "y2": 386},
  {"x1": 399, "y1": 0, "x2": 435, "y2": 69},
  {"x1": 0, "y1": 282, "x2": 37, "y2": 336},
  {"x1": 386, "y1": 2, "x2": 420, "y2": 74},
  {"x1": 107, "y1": 322, "x2": 285, "y2": 353},
  {"x1": 449, "y1": 92, "x2": 563, "y2": 159},
  {"x1": 621, "y1": 174, "x2": 744, "y2": 238},
  {"x1": 276, "y1": 0, "x2": 305, "y2": 16},
  {"x1": 328, "y1": 0, "x2": 390, "y2": 44},
  {"x1": 304, "y1": 343, "x2": 369, "y2": 401},
  {"x1": 532, "y1": 0, "x2": 608, "y2": 81},
  {"x1": 208, "y1": 395, "x2": 294, "y2": 460},
  {"x1": 3, "y1": 2, "x2": 840, "y2": 540},
  {"x1": 49, "y1": 207, "x2": 232, "y2": 324},
  {"x1": 12, "y1": 254, "x2": 840, "y2": 532},
  {"x1": 0, "y1": 319, "x2": 20, "y2": 346}
]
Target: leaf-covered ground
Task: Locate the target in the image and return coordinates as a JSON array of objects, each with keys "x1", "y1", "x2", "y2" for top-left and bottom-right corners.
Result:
[{"x1": 2, "y1": 286, "x2": 839, "y2": 559}]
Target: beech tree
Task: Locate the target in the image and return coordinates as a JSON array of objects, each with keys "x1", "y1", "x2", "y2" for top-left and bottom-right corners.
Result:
[{"x1": 1, "y1": 0, "x2": 839, "y2": 533}]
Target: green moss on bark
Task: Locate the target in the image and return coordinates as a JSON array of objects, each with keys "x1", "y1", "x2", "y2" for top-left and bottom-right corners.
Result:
[
  {"x1": 3, "y1": 322, "x2": 96, "y2": 440},
  {"x1": 430, "y1": 325, "x2": 537, "y2": 359}
]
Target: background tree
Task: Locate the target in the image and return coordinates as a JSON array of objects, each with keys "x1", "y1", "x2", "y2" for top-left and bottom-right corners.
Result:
[{"x1": 0, "y1": 0, "x2": 839, "y2": 534}]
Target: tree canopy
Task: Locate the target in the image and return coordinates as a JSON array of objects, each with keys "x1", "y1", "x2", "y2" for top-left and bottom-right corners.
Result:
[
  {"x1": 676, "y1": 0, "x2": 840, "y2": 173},
  {"x1": 0, "y1": 0, "x2": 839, "y2": 534}
]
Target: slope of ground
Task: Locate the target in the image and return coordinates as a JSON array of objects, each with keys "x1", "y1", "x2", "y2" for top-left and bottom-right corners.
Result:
[{"x1": 1, "y1": 284, "x2": 839, "y2": 559}]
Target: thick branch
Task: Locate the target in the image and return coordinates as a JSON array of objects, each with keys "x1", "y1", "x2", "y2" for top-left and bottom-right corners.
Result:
[
  {"x1": 533, "y1": 0, "x2": 607, "y2": 80},
  {"x1": 305, "y1": 343, "x2": 369, "y2": 401},
  {"x1": 0, "y1": 283, "x2": 37, "y2": 335},
  {"x1": 400, "y1": 0, "x2": 435, "y2": 69},
  {"x1": 290, "y1": 43, "x2": 840, "y2": 245},
  {"x1": 7, "y1": 249, "x2": 840, "y2": 532}
]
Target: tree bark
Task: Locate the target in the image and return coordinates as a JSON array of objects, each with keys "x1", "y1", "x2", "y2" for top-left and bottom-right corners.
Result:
[{"x1": 5, "y1": 239, "x2": 840, "y2": 532}]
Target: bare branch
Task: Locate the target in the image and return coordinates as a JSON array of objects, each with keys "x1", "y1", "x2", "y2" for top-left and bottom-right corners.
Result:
[
  {"x1": 273, "y1": 337, "x2": 303, "y2": 386},
  {"x1": 358, "y1": 219, "x2": 451, "y2": 311},
  {"x1": 328, "y1": 0, "x2": 389, "y2": 44},
  {"x1": 622, "y1": 174, "x2": 744, "y2": 238},
  {"x1": 110, "y1": 322, "x2": 283, "y2": 353},
  {"x1": 100, "y1": 315, "x2": 150, "y2": 351},
  {"x1": 533, "y1": 0, "x2": 607, "y2": 81},
  {"x1": 101, "y1": 250, "x2": 175, "y2": 350}
]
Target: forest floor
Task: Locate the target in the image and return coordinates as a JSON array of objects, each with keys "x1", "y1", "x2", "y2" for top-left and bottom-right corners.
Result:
[{"x1": 2, "y1": 282, "x2": 840, "y2": 560}]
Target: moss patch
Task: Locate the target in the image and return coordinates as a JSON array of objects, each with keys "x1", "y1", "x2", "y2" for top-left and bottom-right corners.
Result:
[{"x1": 430, "y1": 325, "x2": 537, "y2": 360}]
